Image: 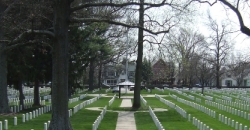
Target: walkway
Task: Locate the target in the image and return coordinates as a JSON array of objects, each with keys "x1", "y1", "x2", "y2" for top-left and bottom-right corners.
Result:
[{"x1": 115, "y1": 98, "x2": 136, "y2": 130}]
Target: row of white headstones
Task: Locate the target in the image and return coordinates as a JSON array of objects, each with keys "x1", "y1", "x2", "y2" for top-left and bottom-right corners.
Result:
[
  {"x1": 206, "y1": 88, "x2": 250, "y2": 101},
  {"x1": 0, "y1": 93, "x2": 90, "y2": 130},
  {"x1": 8, "y1": 87, "x2": 92, "y2": 107},
  {"x1": 7, "y1": 87, "x2": 51, "y2": 98},
  {"x1": 44, "y1": 94, "x2": 103, "y2": 130},
  {"x1": 204, "y1": 88, "x2": 250, "y2": 103},
  {"x1": 0, "y1": 105, "x2": 52, "y2": 130},
  {"x1": 140, "y1": 95, "x2": 147, "y2": 106},
  {"x1": 214, "y1": 98, "x2": 250, "y2": 111},
  {"x1": 190, "y1": 88, "x2": 250, "y2": 120},
  {"x1": 155, "y1": 94, "x2": 210, "y2": 130},
  {"x1": 141, "y1": 94, "x2": 169, "y2": 130},
  {"x1": 148, "y1": 106, "x2": 165, "y2": 130},
  {"x1": 92, "y1": 94, "x2": 116, "y2": 130},
  {"x1": 169, "y1": 88, "x2": 250, "y2": 130},
  {"x1": 205, "y1": 100, "x2": 250, "y2": 120}
]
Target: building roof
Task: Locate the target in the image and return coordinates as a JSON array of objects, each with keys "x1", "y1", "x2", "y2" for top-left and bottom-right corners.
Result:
[{"x1": 117, "y1": 80, "x2": 135, "y2": 86}]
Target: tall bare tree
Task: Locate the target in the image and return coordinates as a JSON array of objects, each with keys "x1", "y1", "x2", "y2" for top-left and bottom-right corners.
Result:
[
  {"x1": 193, "y1": 53, "x2": 214, "y2": 93},
  {"x1": 206, "y1": 15, "x2": 233, "y2": 88},
  {"x1": 164, "y1": 28, "x2": 206, "y2": 85}
]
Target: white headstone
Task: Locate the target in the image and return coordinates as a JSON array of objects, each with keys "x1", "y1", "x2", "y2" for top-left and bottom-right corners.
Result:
[
  {"x1": 4, "y1": 120, "x2": 8, "y2": 130},
  {"x1": 236, "y1": 122, "x2": 238, "y2": 130},
  {"x1": 26, "y1": 113, "x2": 29, "y2": 121},
  {"x1": 29, "y1": 112, "x2": 32, "y2": 120},
  {"x1": 0, "y1": 121, "x2": 2, "y2": 130},
  {"x1": 44, "y1": 123, "x2": 47, "y2": 130},
  {"x1": 14, "y1": 117, "x2": 17, "y2": 126},
  {"x1": 22, "y1": 114, "x2": 25, "y2": 123}
]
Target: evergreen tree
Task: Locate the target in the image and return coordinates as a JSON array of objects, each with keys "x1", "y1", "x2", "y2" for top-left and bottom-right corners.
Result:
[{"x1": 141, "y1": 57, "x2": 153, "y2": 85}]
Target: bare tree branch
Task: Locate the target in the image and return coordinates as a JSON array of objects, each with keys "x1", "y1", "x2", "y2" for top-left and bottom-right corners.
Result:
[
  {"x1": 193, "y1": 0, "x2": 218, "y2": 6},
  {"x1": 2, "y1": 0, "x2": 19, "y2": 16},
  {"x1": 5, "y1": 40, "x2": 51, "y2": 52},
  {"x1": 70, "y1": 0, "x2": 169, "y2": 12},
  {"x1": 218, "y1": 0, "x2": 250, "y2": 36},
  {"x1": 11, "y1": 29, "x2": 54, "y2": 44},
  {"x1": 71, "y1": 18, "x2": 170, "y2": 35},
  {"x1": 2, "y1": 29, "x2": 54, "y2": 52},
  {"x1": 194, "y1": 0, "x2": 250, "y2": 36}
]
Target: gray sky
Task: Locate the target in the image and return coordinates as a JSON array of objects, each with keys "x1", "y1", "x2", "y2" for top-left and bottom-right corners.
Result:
[{"x1": 196, "y1": 2, "x2": 250, "y2": 54}]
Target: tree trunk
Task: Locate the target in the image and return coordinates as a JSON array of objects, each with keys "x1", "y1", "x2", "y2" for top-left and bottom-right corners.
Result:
[
  {"x1": 0, "y1": 43, "x2": 10, "y2": 113},
  {"x1": 216, "y1": 65, "x2": 220, "y2": 89},
  {"x1": 0, "y1": 3, "x2": 10, "y2": 114},
  {"x1": 98, "y1": 62, "x2": 102, "y2": 89},
  {"x1": 88, "y1": 60, "x2": 95, "y2": 91},
  {"x1": 133, "y1": 0, "x2": 144, "y2": 108},
  {"x1": 18, "y1": 79, "x2": 25, "y2": 110},
  {"x1": 33, "y1": 79, "x2": 40, "y2": 106},
  {"x1": 68, "y1": 85, "x2": 72, "y2": 98},
  {"x1": 48, "y1": 0, "x2": 72, "y2": 129}
]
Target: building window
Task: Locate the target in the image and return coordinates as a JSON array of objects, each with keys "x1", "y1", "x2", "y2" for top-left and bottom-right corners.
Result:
[
  {"x1": 107, "y1": 71, "x2": 115, "y2": 77},
  {"x1": 107, "y1": 79, "x2": 117, "y2": 85},
  {"x1": 225, "y1": 80, "x2": 232, "y2": 87},
  {"x1": 128, "y1": 71, "x2": 134, "y2": 77}
]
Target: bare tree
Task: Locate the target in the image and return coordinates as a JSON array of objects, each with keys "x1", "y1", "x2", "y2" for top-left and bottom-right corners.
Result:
[
  {"x1": 206, "y1": 15, "x2": 233, "y2": 88},
  {"x1": 164, "y1": 28, "x2": 206, "y2": 86},
  {"x1": 193, "y1": 53, "x2": 214, "y2": 93}
]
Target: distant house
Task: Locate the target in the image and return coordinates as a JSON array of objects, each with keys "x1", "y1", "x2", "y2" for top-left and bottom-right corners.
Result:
[
  {"x1": 102, "y1": 62, "x2": 136, "y2": 87},
  {"x1": 221, "y1": 68, "x2": 250, "y2": 87},
  {"x1": 102, "y1": 63, "x2": 118, "y2": 86},
  {"x1": 151, "y1": 59, "x2": 175, "y2": 85},
  {"x1": 221, "y1": 73, "x2": 237, "y2": 87}
]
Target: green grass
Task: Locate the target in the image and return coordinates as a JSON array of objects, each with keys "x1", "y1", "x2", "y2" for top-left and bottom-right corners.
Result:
[
  {"x1": 135, "y1": 112, "x2": 158, "y2": 130},
  {"x1": 157, "y1": 110, "x2": 197, "y2": 130},
  {"x1": 86, "y1": 97, "x2": 111, "y2": 108},
  {"x1": 3, "y1": 89, "x2": 250, "y2": 130},
  {"x1": 97, "y1": 111, "x2": 118, "y2": 130},
  {"x1": 177, "y1": 91, "x2": 250, "y2": 127},
  {"x1": 0, "y1": 112, "x2": 51, "y2": 130},
  {"x1": 70, "y1": 109, "x2": 103, "y2": 130},
  {"x1": 163, "y1": 96, "x2": 233, "y2": 130}
]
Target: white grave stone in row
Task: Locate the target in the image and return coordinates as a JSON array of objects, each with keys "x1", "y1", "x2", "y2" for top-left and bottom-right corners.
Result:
[
  {"x1": 44, "y1": 123, "x2": 47, "y2": 130},
  {"x1": 26, "y1": 113, "x2": 29, "y2": 121},
  {"x1": 22, "y1": 114, "x2": 25, "y2": 123},
  {"x1": 4, "y1": 120, "x2": 7, "y2": 130},
  {"x1": 14, "y1": 117, "x2": 17, "y2": 126}
]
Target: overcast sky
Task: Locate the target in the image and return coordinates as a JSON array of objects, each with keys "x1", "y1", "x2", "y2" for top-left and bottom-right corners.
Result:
[{"x1": 196, "y1": 2, "x2": 250, "y2": 54}]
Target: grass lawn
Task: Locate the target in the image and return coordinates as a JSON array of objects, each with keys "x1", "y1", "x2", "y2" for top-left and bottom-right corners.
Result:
[
  {"x1": 163, "y1": 89, "x2": 248, "y2": 130},
  {"x1": 2, "y1": 88, "x2": 250, "y2": 130}
]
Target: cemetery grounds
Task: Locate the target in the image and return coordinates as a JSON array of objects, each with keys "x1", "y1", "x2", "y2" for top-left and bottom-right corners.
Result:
[{"x1": 1, "y1": 87, "x2": 250, "y2": 130}]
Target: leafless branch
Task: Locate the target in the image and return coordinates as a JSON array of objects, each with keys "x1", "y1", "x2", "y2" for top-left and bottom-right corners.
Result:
[
  {"x1": 71, "y1": 0, "x2": 169, "y2": 12},
  {"x1": 2, "y1": 29, "x2": 54, "y2": 52},
  {"x1": 71, "y1": 18, "x2": 170, "y2": 35},
  {"x1": 192, "y1": 0, "x2": 218, "y2": 6},
  {"x1": 5, "y1": 39, "x2": 52, "y2": 52}
]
